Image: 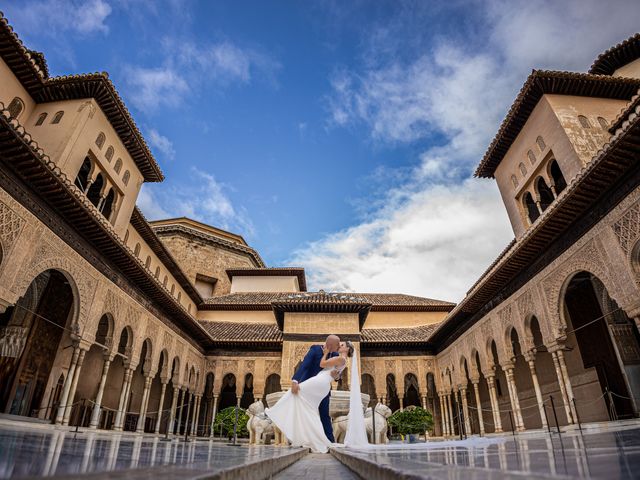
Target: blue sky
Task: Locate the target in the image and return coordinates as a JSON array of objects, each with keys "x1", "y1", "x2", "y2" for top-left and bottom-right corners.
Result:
[{"x1": 5, "y1": 0, "x2": 640, "y2": 301}]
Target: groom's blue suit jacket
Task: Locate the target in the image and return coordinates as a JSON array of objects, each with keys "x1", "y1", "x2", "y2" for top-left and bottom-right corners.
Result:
[{"x1": 292, "y1": 344, "x2": 337, "y2": 442}]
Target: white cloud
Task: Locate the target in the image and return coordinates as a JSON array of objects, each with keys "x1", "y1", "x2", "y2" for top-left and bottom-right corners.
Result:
[
  {"x1": 146, "y1": 128, "x2": 176, "y2": 161},
  {"x1": 297, "y1": 0, "x2": 640, "y2": 302},
  {"x1": 125, "y1": 67, "x2": 189, "y2": 111},
  {"x1": 138, "y1": 168, "x2": 255, "y2": 237},
  {"x1": 5, "y1": 0, "x2": 112, "y2": 36}
]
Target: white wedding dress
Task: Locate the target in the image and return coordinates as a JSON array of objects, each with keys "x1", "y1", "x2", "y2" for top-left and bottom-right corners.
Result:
[{"x1": 266, "y1": 352, "x2": 369, "y2": 453}]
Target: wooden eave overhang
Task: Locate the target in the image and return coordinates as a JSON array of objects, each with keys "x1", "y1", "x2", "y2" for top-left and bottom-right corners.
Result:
[
  {"x1": 225, "y1": 268, "x2": 308, "y2": 292},
  {"x1": 590, "y1": 33, "x2": 640, "y2": 76},
  {"x1": 431, "y1": 99, "x2": 640, "y2": 350},
  {"x1": 0, "y1": 12, "x2": 163, "y2": 183},
  {"x1": 0, "y1": 108, "x2": 214, "y2": 350},
  {"x1": 475, "y1": 70, "x2": 640, "y2": 178},
  {"x1": 130, "y1": 207, "x2": 203, "y2": 305}
]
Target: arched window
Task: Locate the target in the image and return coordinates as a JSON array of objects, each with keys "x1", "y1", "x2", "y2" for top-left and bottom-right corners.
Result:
[
  {"x1": 523, "y1": 192, "x2": 539, "y2": 224},
  {"x1": 155, "y1": 266, "x2": 160, "y2": 278},
  {"x1": 134, "y1": 243, "x2": 141, "y2": 256},
  {"x1": 550, "y1": 159, "x2": 567, "y2": 194},
  {"x1": 35, "y1": 112, "x2": 47, "y2": 126},
  {"x1": 536, "y1": 136, "x2": 546, "y2": 151},
  {"x1": 536, "y1": 176, "x2": 555, "y2": 211},
  {"x1": 122, "y1": 170, "x2": 130, "y2": 186},
  {"x1": 86, "y1": 173, "x2": 104, "y2": 207},
  {"x1": 518, "y1": 162, "x2": 527, "y2": 176},
  {"x1": 170, "y1": 284, "x2": 175, "y2": 295},
  {"x1": 145, "y1": 256, "x2": 151, "y2": 268},
  {"x1": 74, "y1": 157, "x2": 92, "y2": 191},
  {"x1": 578, "y1": 115, "x2": 591, "y2": 128},
  {"x1": 114, "y1": 158, "x2": 122, "y2": 174},
  {"x1": 101, "y1": 188, "x2": 116, "y2": 220},
  {"x1": 188, "y1": 304, "x2": 191, "y2": 313},
  {"x1": 163, "y1": 275, "x2": 168, "y2": 287},
  {"x1": 124, "y1": 230, "x2": 130, "y2": 244},
  {"x1": 7, "y1": 97, "x2": 24, "y2": 119},
  {"x1": 527, "y1": 150, "x2": 536, "y2": 164},
  {"x1": 105, "y1": 146, "x2": 114, "y2": 162},
  {"x1": 52, "y1": 111, "x2": 64, "y2": 124},
  {"x1": 95, "y1": 132, "x2": 106, "y2": 149},
  {"x1": 177, "y1": 292, "x2": 182, "y2": 302},
  {"x1": 597, "y1": 116, "x2": 608, "y2": 129},
  {"x1": 511, "y1": 175, "x2": 518, "y2": 188}
]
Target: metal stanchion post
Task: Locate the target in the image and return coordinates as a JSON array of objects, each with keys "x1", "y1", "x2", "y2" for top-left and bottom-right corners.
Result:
[
  {"x1": 227, "y1": 405, "x2": 240, "y2": 446},
  {"x1": 549, "y1": 395, "x2": 561, "y2": 439},
  {"x1": 572, "y1": 398, "x2": 582, "y2": 433},
  {"x1": 508, "y1": 411, "x2": 515, "y2": 438},
  {"x1": 543, "y1": 402, "x2": 552, "y2": 434},
  {"x1": 371, "y1": 405, "x2": 376, "y2": 445}
]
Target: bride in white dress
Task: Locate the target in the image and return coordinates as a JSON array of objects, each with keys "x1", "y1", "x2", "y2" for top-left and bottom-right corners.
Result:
[{"x1": 266, "y1": 341, "x2": 368, "y2": 453}]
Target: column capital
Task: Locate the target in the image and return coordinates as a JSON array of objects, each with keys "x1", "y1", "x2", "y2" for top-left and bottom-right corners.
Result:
[
  {"x1": 523, "y1": 349, "x2": 537, "y2": 363},
  {"x1": 502, "y1": 362, "x2": 516, "y2": 372}
]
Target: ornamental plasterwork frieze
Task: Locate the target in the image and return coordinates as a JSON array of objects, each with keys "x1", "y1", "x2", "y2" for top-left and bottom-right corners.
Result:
[
  {"x1": 205, "y1": 359, "x2": 216, "y2": 373},
  {"x1": 361, "y1": 359, "x2": 375, "y2": 376},
  {"x1": 612, "y1": 201, "x2": 640, "y2": 255},
  {"x1": 265, "y1": 359, "x2": 281, "y2": 376},
  {"x1": 0, "y1": 199, "x2": 25, "y2": 255},
  {"x1": 516, "y1": 290, "x2": 534, "y2": 320},
  {"x1": 163, "y1": 331, "x2": 173, "y2": 352},
  {"x1": 244, "y1": 360, "x2": 255, "y2": 373},
  {"x1": 384, "y1": 359, "x2": 395, "y2": 372},
  {"x1": 222, "y1": 359, "x2": 238, "y2": 375},
  {"x1": 402, "y1": 359, "x2": 418, "y2": 375}
]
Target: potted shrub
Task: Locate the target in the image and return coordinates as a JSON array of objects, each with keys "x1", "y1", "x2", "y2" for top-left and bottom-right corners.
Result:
[{"x1": 388, "y1": 407, "x2": 433, "y2": 442}]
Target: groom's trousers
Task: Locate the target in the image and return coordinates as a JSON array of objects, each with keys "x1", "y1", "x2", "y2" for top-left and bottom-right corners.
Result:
[{"x1": 319, "y1": 394, "x2": 334, "y2": 442}]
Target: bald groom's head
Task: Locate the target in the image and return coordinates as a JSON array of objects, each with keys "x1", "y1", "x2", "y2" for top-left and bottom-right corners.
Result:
[{"x1": 326, "y1": 334, "x2": 340, "y2": 352}]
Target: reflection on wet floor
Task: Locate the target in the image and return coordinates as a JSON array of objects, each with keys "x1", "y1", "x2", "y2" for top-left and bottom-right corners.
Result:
[
  {"x1": 0, "y1": 425, "x2": 296, "y2": 478},
  {"x1": 345, "y1": 427, "x2": 640, "y2": 479}
]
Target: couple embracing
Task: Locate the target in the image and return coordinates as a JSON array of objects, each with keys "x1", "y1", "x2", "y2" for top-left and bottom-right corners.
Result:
[{"x1": 266, "y1": 335, "x2": 368, "y2": 453}]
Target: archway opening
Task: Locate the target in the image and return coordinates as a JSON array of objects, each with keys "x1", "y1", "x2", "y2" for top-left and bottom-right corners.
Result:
[
  {"x1": 509, "y1": 328, "x2": 537, "y2": 429},
  {"x1": 0, "y1": 270, "x2": 75, "y2": 418},
  {"x1": 361, "y1": 373, "x2": 376, "y2": 408},
  {"x1": 524, "y1": 192, "x2": 539, "y2": 224},
  {"x1": 563, "y1": 271, "x2": 640, "y2": 419},
  {"x1": 386, "y1": 374, "x2": 400, "y2": 413},
  {"x1": 240, "y1": 373, "x2": 254, "y2": 409},
  {"x1": 264, "y1": 374, "x2": 281, "y2": 407},
  {"x1": 550, "y1": 160, "x2": 567, "y2": 194},
  {"x1": 403, "y1": 373, "x2": 421, "y2": 408},
  {"x1": 426, "y1": 373, "x2": 441, "y2": 436},
  {"x1": 536, "y1": 177, "x2": 555, "y2": 211},
  {"x1": 201, "y1": 372, "x2": 215, "y2": 435},
  {"x1": 74, "y1": 157, "x2": 91, "y2": 191},
  {"x1": 219, "y1": 373, "x2": 237, "y2": 411},
  {"x1": 86, "y1": 173, "x2": 104, "y2": 207}
]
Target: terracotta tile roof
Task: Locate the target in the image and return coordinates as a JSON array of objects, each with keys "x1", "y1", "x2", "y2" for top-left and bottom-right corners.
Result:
[
  {"x1": 201, "y1": 291, "x2": 455, "y2": 311},
  {"x1": 226, "y1": 268, "x2": 307, "y2": 291},
  {"x1": 198, "y1": 321, "x2": 282, "y2": 342},
  {"x1": 361, "y1": 324, "x2": 440, "y2": 343},
  {"x1": 475, "y1": 70, "x2": 640, "y2": 178},
  {"x1": 590, "y1": 33, "x2": 640, "y2": 76}
]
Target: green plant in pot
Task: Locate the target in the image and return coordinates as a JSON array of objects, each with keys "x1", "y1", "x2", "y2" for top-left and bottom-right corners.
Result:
[
  {"x1": 388, "y1": 407, "x2": 433, "y2": 442},
  {"x1": 213, "y1": 406, "x2": 250, "y2": 438}
]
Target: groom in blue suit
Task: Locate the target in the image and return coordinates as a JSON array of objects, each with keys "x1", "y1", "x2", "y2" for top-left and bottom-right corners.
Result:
[{"x1": 291, "y1": 334, "x2": 340, "y2": 442}]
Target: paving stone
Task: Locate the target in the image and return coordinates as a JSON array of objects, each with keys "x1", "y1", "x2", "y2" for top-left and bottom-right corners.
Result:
[{"x1": 273, "y1": 454, "x2": 361, "y2": 480}]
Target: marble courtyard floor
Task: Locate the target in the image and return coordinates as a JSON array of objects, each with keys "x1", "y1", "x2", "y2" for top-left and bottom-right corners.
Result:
[{"x1": 2, "y1": 422, "x2": 640, "y2": 479}]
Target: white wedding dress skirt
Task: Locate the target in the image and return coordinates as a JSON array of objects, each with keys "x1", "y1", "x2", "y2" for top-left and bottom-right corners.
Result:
[{"x1": 265, "y1": 368, "x2": 334, "y2": 453}]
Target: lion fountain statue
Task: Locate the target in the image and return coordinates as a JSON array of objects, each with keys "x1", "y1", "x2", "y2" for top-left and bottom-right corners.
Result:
[
  {"x1": 246, "y1": 400, "x2": 275, "y2": 445},
  {"x1": 332, "y1": 403, "x2": 393, "y2": 444}
]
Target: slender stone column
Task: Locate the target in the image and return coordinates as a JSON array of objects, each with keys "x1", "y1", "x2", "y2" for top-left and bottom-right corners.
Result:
[
  {"x1": 399, "y1": 398, "x2": 404, "y2": 411},
  {"x1": 175, "y1": 389, "x2": 185, "y2": 434},
  {"x1": 183, "y1": 392, "x2": 193, "y2": 435},
  {"x1": 486, "y1": 374, "x2": 502, "y2": 432},
  {"x1": 471, "y1": 380, "x2": 485, "y2": 436},
  {"x1": 154, "y1": 381, "x2": 168, "y2": 434},
  {"x1": 89, "y1": 357, "x2": 112, "y2": 428},
  {"x1": 113, "y1": 368, "x2": 133, "y2": 431},
  {"x1": 209, "y1": 394, "x2": 219, "y2": 438},
  {"x1": 556, "y1": 349, "x2": 578, "y2": 422},
  {"x1": 524, "y1": 351, "x2": 547, "y2": 429},
  {"x1": 503, "y1": 365, "x2": 525, "y2": 431},
  {"x1": 446, "y1": 393, "x2": 454, "y2": 435},
  {"x1": 421, "y1": 395, "x2": 427, "y2": 410},
  {"x1": 550, "y1": 350, "x2": 573, "y2": 424},
  {"x1": 439, "y1": 394, "x2": 448, "y2": 436},
  {"x1": 460, "y1": 387, "x2": 472, "y2": 435},
  {"x1": 55, "y1": 346, "x2": 80, "y2": 424},
  {"x1": 63, "y1": 348, "x2": 87, "y2": 425},
  {"x1": 136, "y1": 376, "x2": 153, "y2": 433},
  {"x1": 167, "y1": 387, "x2": 179, "y2": 435},
  {"x1": 191, "y1": 395, "x2": 201, "y2": 436}
]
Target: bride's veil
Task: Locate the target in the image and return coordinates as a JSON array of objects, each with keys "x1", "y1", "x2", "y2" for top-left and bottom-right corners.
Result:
[{"x1": 344, "y1": 348, "x2": 369, "y2": 447}]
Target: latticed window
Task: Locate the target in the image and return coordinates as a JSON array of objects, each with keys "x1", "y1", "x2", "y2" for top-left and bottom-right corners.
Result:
[
  {"x1": 578, "y1": 115, "x2": 591, "y2": 128},
  {"x1": 511, "y1": 175, "x2": 518, "y2": 188},
  {"x1": 96, "y1": 132, "x2": 106, "y2": 149},
  {"x1": 597, "y1": 116, "x2": 608, "y2": 129},
  {"x1": 122, "y1": 170, "x2": 130, "y2": 186},
  {"x1": 519, "y1": 162, "x2": 527, "y2": 176},
  {"x1": 35, "y1": 113, "x2": 47, "y2": 126},
  {"x1": 536, "y1": 136, "x2": 545, "y2": 151},
  {"x1": 7, "y1": 97, "x2": 24, "y2": 119},
  {"x1": 52, "y1": 111, "x2": 64, "y2": 124},
  {"x1": 527, "y1": 150, "x2": 536, "y2": 164},
  {"x1": 105, "y1": 146, "x2": 114, "y2": 161},
  {"x1": 114, "y1": 158, "x2": 123, "y2": 174}
]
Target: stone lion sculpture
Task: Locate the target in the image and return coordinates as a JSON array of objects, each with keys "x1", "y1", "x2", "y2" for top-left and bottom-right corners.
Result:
[
  {"x1": 332, "y1": 403, "x2": 393, "y2": 444},
  {"x1": 246, "y1": 400, "x2": 274, "y2": 445}
]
